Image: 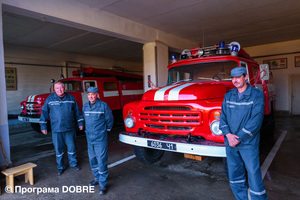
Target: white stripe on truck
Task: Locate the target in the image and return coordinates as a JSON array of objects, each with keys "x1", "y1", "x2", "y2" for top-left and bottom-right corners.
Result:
[
  {"x1": 154, "y1": 85, "x2": 177, "y2": 101},
  {"x1": 168, "y1": 83, "x2": 195, "y2": 101}
]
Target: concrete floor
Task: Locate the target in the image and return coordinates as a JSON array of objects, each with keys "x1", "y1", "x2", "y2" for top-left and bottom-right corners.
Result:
[{"x1": 0, "y1": 112, "x2": 299, "y2": 199}]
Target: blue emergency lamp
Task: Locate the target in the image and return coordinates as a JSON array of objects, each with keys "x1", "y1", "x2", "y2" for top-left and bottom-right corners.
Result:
[
  {"x1": 230, "y1": 44, "x2": 239, "y2": 56},
  {"x1": 171, "y1": 54, "x2": 177, "y2": 63},
  {"x1": 80, "y1": 72, "x2": 84, "y2": 78},
  {"x1": 219, "y1": 41, "x2": 225, "y2": 48},
  {"x1": 231, "y1": 45, "x2": 239, "y2": 52}
]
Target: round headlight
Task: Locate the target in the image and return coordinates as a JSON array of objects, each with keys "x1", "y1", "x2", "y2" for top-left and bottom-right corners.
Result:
[
  {"x1": 210, "y1": 120, "x2": 222, "y2": 135},
  {"x1": 21, "y1": 105, "x2": 25, "y2": 110},
  {"x1": 124, "y1": 117, "x2": 135, "y2": 128}
]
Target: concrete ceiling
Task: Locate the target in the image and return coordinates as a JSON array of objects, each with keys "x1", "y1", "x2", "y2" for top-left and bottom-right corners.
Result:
[{"x1": 3, "y1": 0, "x2": 300, "y2": 62}]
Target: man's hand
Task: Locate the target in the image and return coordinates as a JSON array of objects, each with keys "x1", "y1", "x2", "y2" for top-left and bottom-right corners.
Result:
[
  {"x1": 226, "y1": 133, "x2": 240, "y2": 147},
  {"x1": 79, "y1": 126, "x2": 84, "y2": 130},
  {"x1": 41, "y1": 130, "x2": 47, "y2": 135}
]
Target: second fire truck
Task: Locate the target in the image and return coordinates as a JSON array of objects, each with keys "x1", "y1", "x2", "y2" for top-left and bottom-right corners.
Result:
[{"x1": 18, "y1": 67, "x2": 144, "y2": 131}]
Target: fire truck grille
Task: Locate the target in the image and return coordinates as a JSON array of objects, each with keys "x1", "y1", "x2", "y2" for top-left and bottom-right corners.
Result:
[
  {"x1": 140, "y1": 106, "x2": 201, "y2": 131},
  {"x1": 26, "y1": 110, "x2": 39, "y2": 114},
  {"x1": 144, "y1": 106, "x2": 191, "y2": 111},
  {"x1": 25, "y1": 102, "x2": 41, "y2": 114},
  {"x1": 148, "y1": 125, "x2": 192, "y2": 130}
]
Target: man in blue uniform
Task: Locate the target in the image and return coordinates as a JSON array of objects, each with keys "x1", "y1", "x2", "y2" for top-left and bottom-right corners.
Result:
[
  {"x1": 219, "y1": 67, "x2": 268, "y2": 200},
  {"x1": 40, "y1": 81, "x2": 84, "y2": 175},
  {"x1": 83, "y1": 87, "x2": 114, "y2": 195}
]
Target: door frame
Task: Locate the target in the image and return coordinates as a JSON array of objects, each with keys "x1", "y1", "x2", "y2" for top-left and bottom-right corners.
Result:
[{"x1": 289, "y1": 74, "x2": 300, "y2": 114}]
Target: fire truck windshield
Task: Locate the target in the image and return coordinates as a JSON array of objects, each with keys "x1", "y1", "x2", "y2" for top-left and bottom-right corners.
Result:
[
  {"x1": 168, "y1": 61, "x2": 239, "y2": 84},
  {"x1": 62, "y1": 81, "x2": 83, "y2": 92}
]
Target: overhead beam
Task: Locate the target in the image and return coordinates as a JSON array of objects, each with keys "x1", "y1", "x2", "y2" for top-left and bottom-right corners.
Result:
[{"x1": 1, "y1": 0, "x2": 198, "y2": 51}]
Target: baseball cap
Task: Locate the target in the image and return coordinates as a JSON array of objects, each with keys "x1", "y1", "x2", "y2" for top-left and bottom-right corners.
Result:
[
  {"x1": 87, "y1": 87, "x2": 98, "y2": 93},
  {"x1": 230, "y1": 67, "x2": 247, "y2": 77}
]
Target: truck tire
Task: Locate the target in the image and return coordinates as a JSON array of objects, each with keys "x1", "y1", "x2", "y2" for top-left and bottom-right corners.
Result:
[{"x1": 133, "y1": 146, "x2": 164, "y2": 164}]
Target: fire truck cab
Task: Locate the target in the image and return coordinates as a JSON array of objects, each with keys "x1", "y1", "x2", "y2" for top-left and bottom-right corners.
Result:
[
  {"x1": 18, "y1": 67, "x2": 144, "y2": 131},
  {"x1": 119, "y1": 41, "x2": 275, "y2": 164}
]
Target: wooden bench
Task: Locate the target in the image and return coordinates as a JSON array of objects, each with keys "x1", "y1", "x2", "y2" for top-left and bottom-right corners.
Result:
[{"x1": 1, "y1": 162, "x2": 37, "y2": 193}]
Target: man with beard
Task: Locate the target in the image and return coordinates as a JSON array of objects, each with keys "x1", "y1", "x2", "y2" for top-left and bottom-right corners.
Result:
[{"x1": 219, "y1": 67, "x2": 268, "y2": 200}]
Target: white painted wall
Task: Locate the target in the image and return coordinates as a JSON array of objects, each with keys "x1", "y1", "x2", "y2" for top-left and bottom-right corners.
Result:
[
  {"x1": 244, "y1": 39, "x2": 300, "y2": 112},
  {"x1": 5, "y1": 64, "x2": 61, "y2": 114},
  {"x1": 5, "y1": 45, "x2": 142, "y2": 114}
]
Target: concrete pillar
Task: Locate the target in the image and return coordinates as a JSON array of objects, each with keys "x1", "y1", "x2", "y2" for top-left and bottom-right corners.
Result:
[
  {"x1": 0, "y1": 3, "x2": 12, "y2": 167},
  {"x1": 62, "y1": 66, "x2": 68, "y2": 78},
  {"x1": 143, "y1": 41, "x2": 169, "y2": 92}
]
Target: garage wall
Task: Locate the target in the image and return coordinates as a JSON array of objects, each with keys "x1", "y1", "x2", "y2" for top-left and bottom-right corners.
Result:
[
  {"x1": 6, "y1": 64, "x2": 61, "y2": 115},
  {"x1": 254, "y1": 53, "x2": 300, "y2": 112},
  {"x1": 244, "y1": 39, "x2": 300, "y2": 112},
  {"x1": 4, "y1": 45, "x2": 143, "y2": 114}
]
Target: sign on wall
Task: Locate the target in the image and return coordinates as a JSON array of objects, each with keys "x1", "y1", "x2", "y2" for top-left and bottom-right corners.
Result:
[
  {"x1": 5, "y1": 67, "x2": 17, "y2": 90},
  {"x1": 263, "y1": 58, "x2": 287, "y2": 70}
]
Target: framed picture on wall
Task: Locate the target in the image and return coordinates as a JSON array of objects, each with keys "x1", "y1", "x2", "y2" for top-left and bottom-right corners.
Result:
[
  {"x1": 295, "y1": 56, "x2": 300, "y2": 67},
  {"x1": 5, "y1": 67, "x2": 17, "y2": 90},
  {"x1": 263, "y1": 58, "x2": 287, "y2": 70}
]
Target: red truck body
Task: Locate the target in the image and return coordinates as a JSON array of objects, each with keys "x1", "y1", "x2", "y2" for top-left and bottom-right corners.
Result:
[
  {"x1": 18, "y1": 67, "x2": 144, "y2": 128},
  {"x1": 119, "y1": 41, "x2": 275, "y2": 163}
]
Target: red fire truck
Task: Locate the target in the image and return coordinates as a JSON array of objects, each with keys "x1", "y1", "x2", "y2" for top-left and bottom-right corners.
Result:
[
  {"x1": 119, "y1": 41, "x2": 275, "y2": 164},
  {"x1": 18, "y1": 67, "x2": 144, "y2": 131}
]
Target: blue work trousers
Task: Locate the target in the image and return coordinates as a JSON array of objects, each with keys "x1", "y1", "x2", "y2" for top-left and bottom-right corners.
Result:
[
  {"x1": 88, "y1": 141, "x2": 108, "y2": 187},
  {"x1": 226, "y1": 147, "x2": 268, "y2": 200},
  {"x1": 52, "y1": 131, "x2": 78, "y2": 170}
]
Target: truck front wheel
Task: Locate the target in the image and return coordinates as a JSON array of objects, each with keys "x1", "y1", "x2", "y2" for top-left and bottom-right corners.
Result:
[{"x1": 133, "y1": 146, "x2": 164, "y2": 164}]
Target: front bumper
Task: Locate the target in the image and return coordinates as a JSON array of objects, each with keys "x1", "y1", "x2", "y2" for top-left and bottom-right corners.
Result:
[
  {"x1": 18, "y1": 116, "x2": 40, "y2": 123},
  {"x1": 119, "y1": 132, "x2": 226, "y2": 157}
]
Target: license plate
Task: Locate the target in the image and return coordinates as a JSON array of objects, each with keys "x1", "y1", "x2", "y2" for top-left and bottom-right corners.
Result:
[
  {"x1": 19, "y1": 117, "x2": 29, "y2": 121},
  {"x1": 147, "y1": 140, "x2": 177, "y2": 151}
]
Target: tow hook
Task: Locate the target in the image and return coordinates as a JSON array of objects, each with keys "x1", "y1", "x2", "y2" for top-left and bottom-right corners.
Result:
[
  {"x1": 137, "y1": 128, "x2": 143, "y2": 136},
  {"x1": 186, "y1": 132, "x2": 192, "y2": 143}
]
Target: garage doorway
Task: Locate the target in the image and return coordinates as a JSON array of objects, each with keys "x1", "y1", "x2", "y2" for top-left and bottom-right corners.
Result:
[{"x1": 291, "y1": 75, "x2": 300, "y2": 115}]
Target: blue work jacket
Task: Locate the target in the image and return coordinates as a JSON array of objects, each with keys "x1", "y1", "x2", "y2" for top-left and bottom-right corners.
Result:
[
  {"x1": 219, "y1": 84, "x2": 265, "y2": 149},
  {"x1": 83, "y1": 99, "x2": 114, "y2": 143},
  {"x1": 39, "y1": 92, "x2": 84, "y2": 133}
]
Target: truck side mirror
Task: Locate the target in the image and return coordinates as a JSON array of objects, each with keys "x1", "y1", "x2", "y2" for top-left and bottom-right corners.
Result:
[{"x1": 259, "y1": 64, "x2": 270, "y2": 81}]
